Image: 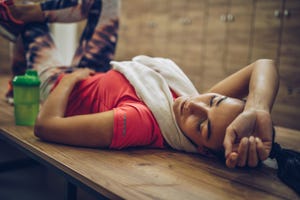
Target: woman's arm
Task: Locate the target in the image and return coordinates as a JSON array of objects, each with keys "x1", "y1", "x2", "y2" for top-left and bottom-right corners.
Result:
[
  {"x1": 34, "y1": 68, "x2": 114, "y2": 147},
  {"x1": 208, "y1": 59, "x2": 279, "y2": 168},
  {"x1": 244, "y1": 59, "x2": 279, "y2": 112},
  {"x1": 207, "y1": 59, "x2": 279, "y2": 106}
]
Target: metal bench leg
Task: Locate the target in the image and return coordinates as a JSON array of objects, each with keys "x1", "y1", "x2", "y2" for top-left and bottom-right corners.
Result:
[{"x1": 65, "y1": 181, "x2": 77, "y2": 200}]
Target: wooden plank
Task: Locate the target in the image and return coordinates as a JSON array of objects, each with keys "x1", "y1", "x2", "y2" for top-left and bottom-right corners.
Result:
[{"x1": 1, "y1": 125, "x2": 298, "y2": 200}]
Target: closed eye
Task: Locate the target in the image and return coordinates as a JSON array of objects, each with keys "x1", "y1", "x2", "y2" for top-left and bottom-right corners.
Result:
[
  {"x1": 209, "y1": 95, "x2": 216, "y2": 107},
  {"x1": 216, "y1": 96, "x2": 228, "y2": 106},
  {"x1": 197, "y1": 120, "x2": 203, "y2": 132}
]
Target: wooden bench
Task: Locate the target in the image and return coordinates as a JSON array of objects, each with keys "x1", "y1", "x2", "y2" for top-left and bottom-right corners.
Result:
[{"x1": 0, "y1": 74, "x2": 299, "y2": 200}]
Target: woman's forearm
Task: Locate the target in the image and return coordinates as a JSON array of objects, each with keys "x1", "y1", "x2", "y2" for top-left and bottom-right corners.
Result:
[
  {"x1": 245, "y1": 59, "x2": 279, "y2": 112},
  {"x1": 38, "y1": 74, "x2": 78, "y2": 120},
  {"x1": 223, "y1": 59, "x2": 279, "y2": 168},
  {"x1": 37, "y1": 69, "x2": 94, "y2": 121}
]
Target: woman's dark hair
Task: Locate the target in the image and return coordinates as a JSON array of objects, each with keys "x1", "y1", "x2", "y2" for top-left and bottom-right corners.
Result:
[{"x1": 269, "y1": 128, "x2": 300, "y2": 194}]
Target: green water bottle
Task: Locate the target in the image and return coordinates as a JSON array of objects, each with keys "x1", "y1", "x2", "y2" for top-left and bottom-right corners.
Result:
[{"x1": 13, "y1": 69, "x2": 41, "y2": 126}]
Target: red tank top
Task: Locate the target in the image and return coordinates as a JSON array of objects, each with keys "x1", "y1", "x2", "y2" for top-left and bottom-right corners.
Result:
[{"x1": 55, "y1": 70, "x2": 166, "y2": 149}]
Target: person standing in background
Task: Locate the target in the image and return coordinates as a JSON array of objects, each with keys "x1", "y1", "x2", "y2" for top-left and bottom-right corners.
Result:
[{"x1": 0, "y1": 0, "x2": 120, "y2": 103}]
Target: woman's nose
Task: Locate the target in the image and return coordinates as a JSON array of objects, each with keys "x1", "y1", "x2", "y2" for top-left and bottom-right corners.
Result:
[{"x1": 188, "y1": 101, "x2": 209, "y2": 115}]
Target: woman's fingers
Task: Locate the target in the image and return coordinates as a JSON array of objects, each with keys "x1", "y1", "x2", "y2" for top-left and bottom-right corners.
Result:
[
  {"x1": 223, "y1": 127, "x2": 237, "y2": 158},
  {"x1": 72, "y1": 68, "x2": 96, "y2": 80},
  {"x1": 226, "y1": 152, "x2": 238, "y2": 168},
  {"x1": 256, "y1": 137, "x2": 269, "y2": 161},
  {"x1": 237, "y1": 137, "x2": 249, "y2": 167},
  {"x1": 247, "y1": 136, "x2": 258, "y2": 167},
  {"x1": 225, "y1": 135, "x2": 270, "y2": 168},
  {"x1": 227, "y1": 137, "x2": 267, "y2": 168}
]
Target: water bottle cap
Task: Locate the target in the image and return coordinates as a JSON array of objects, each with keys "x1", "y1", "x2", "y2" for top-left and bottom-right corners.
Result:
[
  {"x1": 12, "y1": 69, "x2": 41, "y2": 86},
  {"x1": 25, "y1": 69, "x2": 39, "y2": 77}
]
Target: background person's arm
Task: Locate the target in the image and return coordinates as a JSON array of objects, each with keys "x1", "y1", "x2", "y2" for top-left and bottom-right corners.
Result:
[{"x1": 34, "y1": 68, "x2": 114, "y2": 147}]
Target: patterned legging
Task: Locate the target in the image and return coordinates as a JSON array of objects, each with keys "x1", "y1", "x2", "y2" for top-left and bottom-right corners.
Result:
[{"x1": 17, "y1": 0, "x2": 120, "y2": 101}]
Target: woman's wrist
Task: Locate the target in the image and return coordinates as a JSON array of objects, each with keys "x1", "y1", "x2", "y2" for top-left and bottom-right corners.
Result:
[
  {"x1": 245, "y1": 59, "x2": 279, "y2": 113},
  {"x1": 242, "y1": 108, "x2": 271, "y2": 117},
  {"x1": 60, "y1": 73, "x2": 80, "y2": 88},
  {"x1": 244, "y1": 91, "x2": 272, "y2": 113}
]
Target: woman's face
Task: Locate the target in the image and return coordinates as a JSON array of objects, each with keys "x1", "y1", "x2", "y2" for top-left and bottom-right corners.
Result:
[{"x1": 173, "y1": 93, "x2": 245, "y2": 152}]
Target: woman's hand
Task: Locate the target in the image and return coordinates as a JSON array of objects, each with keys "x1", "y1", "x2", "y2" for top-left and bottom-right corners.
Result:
[
  {"x1": 223, "y1": 109, "x2": 273, "y2": 168},
  {"x1": 35, "y1": 68, "x2": 114, "y2": 148},
  {"x1": 37, "y1": 68, "x2": 95, "y2": 120},
  {"x1": 63, "y1": 68, "x2": 95, "y2": 83}
]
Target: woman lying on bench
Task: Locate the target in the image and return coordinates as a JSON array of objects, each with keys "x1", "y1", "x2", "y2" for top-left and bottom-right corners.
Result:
[{"x1": 1, "y1": 0, "x2": 299, "y2": 194}]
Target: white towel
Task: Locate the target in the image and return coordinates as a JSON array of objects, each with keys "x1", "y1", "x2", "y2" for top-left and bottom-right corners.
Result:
[{"x1": 111, "y1": 55, "x2": 199, "y2": 153}]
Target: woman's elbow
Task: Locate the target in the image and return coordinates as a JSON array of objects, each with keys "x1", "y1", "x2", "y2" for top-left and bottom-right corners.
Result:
[
  {"x1": 255, "y1": 59, "x2": 277, "y2": 70},
  {"x1": 256, "y1": 59, "x2": 279, "y2": 76},
  {"x1": 34, "y1": 121, "x2": 42, "y2": 139},
  {"x1": 34, "y1": 116, "x2": 48, "y2": 139},
  {"x1": 255, "y1": 58, "x2": 272, "y2": 66}
]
